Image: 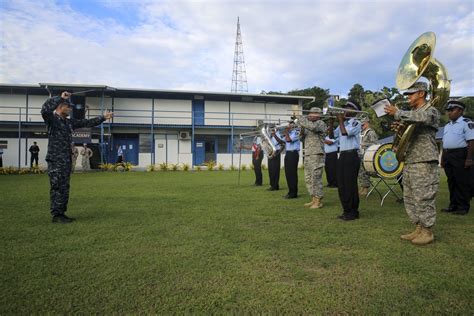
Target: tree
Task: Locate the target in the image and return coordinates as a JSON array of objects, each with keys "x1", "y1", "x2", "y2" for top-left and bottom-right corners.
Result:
[
  {"x1": 348, "y1": 83, "x2": 365, "y2": 107},
  {"x1": 288, "y1": 86, "x2": 330, "y2": 110}
]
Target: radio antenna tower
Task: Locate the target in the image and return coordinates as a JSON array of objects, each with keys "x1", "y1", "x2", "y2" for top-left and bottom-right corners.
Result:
[{"x1": 231, "y1": 17, "x2": 248, "y2": 93}]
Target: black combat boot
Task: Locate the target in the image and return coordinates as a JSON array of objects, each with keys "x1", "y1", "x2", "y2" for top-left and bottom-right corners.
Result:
[
  {"x1": 52, "y1": 215, "x2": 73, "y2": 224},
  {"x1": 62, "y1": 214, "x2": 76, "y2": 221}
]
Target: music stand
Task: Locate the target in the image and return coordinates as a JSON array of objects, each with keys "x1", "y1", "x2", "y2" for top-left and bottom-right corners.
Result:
[{"x1": 366, "y1": 174, "x2": 403, "y2": 206}]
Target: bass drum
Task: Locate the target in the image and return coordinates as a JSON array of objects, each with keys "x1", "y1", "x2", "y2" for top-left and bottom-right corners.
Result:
[{"x1": 363, "y1": 143, "x2": 404, "y2": 179}]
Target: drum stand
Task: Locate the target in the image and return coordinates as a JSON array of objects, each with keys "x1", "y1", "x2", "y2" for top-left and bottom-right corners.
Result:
[{"x1": 366, "y1": 175, "x2": 403, "y2": 206}]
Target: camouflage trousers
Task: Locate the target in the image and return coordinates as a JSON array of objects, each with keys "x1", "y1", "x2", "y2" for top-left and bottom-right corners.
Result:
[
  {"x1": 47, "y1": 161, "x2": 72, "y2": 216},
  {"x1": 402, "y1": 162, "x2": 439, "y2": 228},
  {"x1": 82, "y1": 157, "x2": 91, "y2": 171},
  {"x1": 358, "y1": 160, "x2": 371, "y2": 188},
  {"x1": 304, "y1": 154, "x2": 324, "y2": 198}
]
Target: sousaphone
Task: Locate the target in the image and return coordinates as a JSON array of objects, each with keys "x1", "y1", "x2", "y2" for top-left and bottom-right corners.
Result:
[{"x1": 393, "y1": 31, "x2": 450, "y2": 162}]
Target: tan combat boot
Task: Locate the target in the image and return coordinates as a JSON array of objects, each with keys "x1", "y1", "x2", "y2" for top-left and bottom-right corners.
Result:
[
  {"x1": 359, "y1": 187, "x2": 369, "y2": 196},
  {"x1": 400, "y1": 224, "x2": 422, "y2": 241},
  {"x1": 304, "y1": 197, "x2": 316, "y2": 207},
  {"x1": 310, "y1": 197, "x2": 323, "y2": 209},
  {"x1": 411, "y1": 226, "x2": 434, "y2": 245}
]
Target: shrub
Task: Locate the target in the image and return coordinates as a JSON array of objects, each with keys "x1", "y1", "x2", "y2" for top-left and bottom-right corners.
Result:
[
  {"x1": 123, "y1": 162, "x2": 134, "y2": 172},
  {"x1": 195, "y1": 166, "x2": 202, "y2": 172},
  {"x1": 204, "y1": 160, "x2": 216, "y2": 171},
  {"x1": 159, "y1": 163, "x2": 168, "y2": 171},
  {"x1": 241, "y1": 164, "x2": 247, "y2": 171},
  {"x1": 218, "y1": 163, "x2": 225, "y2": 171},
  {"x1": 30, "y1": 166, "x2": 45, "y2": 174},
  {"x1": 99, "y1": 163, "x2": 114, "y2": 171},
  {"x1": 182, "y1": 163, "x2": 190, "y2": 171},
  {"x1": 261, "y1": 164, "x2": 267, "y2": 170},
  {"x1": 147, "y1": 164, "x2": 157, "y2": 172},
  {"x1": 170, "y1": 164, "x2": 179, "y2": 171},
  {"x1": 230, "y1": 165, "x2": 236, "y2": 171}
]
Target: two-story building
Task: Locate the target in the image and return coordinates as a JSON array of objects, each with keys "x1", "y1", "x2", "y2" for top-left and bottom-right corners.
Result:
[{"x1": 0, "y1": 83, "x2": 313, "y2": 169}]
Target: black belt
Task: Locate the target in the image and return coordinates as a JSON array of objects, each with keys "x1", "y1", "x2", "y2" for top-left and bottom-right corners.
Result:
[
  {"x1": 444, "y1": 147, "x2": 467, "y2": 153},
  {"x1": 340, "y1": 149, "x2": 358, "y2": 154}
]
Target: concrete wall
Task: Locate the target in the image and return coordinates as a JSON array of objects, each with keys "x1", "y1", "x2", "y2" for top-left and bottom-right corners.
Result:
[
  {"x1": 205, "y1": 101, "x2": 229, "y2": 126},
  {"x1": 230, "y1": 102, "x2": 265, "y2": 126},
  {"x1": 266, "y1": 103, "x2": 297, "y2": 125},
  {"x1": 155, "y1": 99, "x2": 192, "y2": 125},
  {"x1": 0, "y1": 137, "x2": 48, "y2": 167},
  {"x1": 0, "y1": 94, "x2": 25, "y2": 122},
  {"x1": 85, "y1": 97, "x2": 114, "y2": 119}
]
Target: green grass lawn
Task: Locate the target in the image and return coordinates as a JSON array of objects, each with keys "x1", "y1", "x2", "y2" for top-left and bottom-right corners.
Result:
[{"x1": 1, "y1": 170, "x2": 473, "y2": 314}]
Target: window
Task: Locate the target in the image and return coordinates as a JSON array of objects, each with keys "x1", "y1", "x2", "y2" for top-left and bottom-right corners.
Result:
[{"x1": 139, "y1": 134, "x2": 152, "y2": 153}]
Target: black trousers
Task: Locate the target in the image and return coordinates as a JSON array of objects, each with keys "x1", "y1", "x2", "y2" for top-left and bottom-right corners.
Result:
[
  {"x1": 444, "y1": 148, "x2": 471, "y2": 212},
  {"x1": 337, "y1": 150, "x2": 360, "y2": 218},
  {"x1": 30, "y1": 154, "x2": 39, "y2": 167},
  {"x1": 47, "y1": 160, "x2": 72, "y2": 216},
  {"x1": 268, "y1": 153, "x2": 281, "y2": 190},
  {"x1": 284, "y1": 151, "x2": 299, "y2": 197},
  {"x1": 325, "y1": 151, "x2": 338, "y2": 187},
  {"x1": 252, "y1": 151, "x2": 264, "y2": 185}
]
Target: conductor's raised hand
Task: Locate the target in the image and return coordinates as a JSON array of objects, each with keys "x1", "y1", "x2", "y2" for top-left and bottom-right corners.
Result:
[
  {"x1": 103, "y1": 110, "x2": 114, "y2": 120},
  {"x1": 61, "y1": 91, "x2": 72, "y2": 99}
]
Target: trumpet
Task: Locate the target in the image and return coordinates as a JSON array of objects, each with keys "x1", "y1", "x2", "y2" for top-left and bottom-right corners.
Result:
[{"x1": 323, "y1": 106, "x2": 369, "y2": 121}]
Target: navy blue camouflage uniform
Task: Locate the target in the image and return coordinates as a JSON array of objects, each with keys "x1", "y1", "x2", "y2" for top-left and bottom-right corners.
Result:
[{"x1": 41, "y1": 96, "x2": 105, "y2": 216}]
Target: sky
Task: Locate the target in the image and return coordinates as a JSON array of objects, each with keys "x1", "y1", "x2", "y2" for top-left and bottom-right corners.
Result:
[{"x1": 0, "y1": 0, "x2": 473, "y2": 96}]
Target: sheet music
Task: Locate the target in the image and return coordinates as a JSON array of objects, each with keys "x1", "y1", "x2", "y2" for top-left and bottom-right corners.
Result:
[{"x1": 371, "y1": 99, "x2": 390, "y2": 118}]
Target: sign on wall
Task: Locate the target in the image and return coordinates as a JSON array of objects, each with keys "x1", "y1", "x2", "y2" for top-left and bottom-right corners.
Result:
[{"x1": 72, "y1": 128, "x2": 91, "y2": 143}]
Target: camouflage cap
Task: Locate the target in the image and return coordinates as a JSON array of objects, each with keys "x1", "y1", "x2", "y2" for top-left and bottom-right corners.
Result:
[
  {"x1": 308, "y1": 107, "x2": 322, "y2": 114},
  {"x1": 360, "y1": 117, "x2": 370, "y2": 124},
  {"x1": 403, "y1": 82, "x2": 428, "y2": 95}
]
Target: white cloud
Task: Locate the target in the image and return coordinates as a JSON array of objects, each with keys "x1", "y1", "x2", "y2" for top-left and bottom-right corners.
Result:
[{"x1": 0, "y1": 0, "x2": 472, "y2": 96}]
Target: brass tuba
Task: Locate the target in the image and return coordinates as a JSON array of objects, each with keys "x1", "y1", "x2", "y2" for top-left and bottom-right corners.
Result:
[{"x1": 393, "y1": 31, "x2": 450, "y2": 162}]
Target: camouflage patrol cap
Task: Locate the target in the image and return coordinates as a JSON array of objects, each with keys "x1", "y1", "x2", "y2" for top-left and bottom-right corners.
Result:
[
  {"x1": 309, "y1": 107, "x2": 322, "y2": 114},
  {"x1": 361, "y1": 117, "x2": 369, "y2": 124},
  {"x1": 403, "y1": 82, "x2": 428, "y2": 95}
]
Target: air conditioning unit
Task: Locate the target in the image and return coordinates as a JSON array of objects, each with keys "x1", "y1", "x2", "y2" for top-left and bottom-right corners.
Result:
[{"x1": 179, "y1": 131, "x2": 191, "y2": 140}]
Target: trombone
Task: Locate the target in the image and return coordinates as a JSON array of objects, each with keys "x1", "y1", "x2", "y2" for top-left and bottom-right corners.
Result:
[{"x1": 323, "y1": 106, "x2": 370, "y2": 121}]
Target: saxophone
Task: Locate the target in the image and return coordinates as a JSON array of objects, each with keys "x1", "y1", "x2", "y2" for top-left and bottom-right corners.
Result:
[{"x1": 392, "y1": 31, "x2": 450, "y2": 162}]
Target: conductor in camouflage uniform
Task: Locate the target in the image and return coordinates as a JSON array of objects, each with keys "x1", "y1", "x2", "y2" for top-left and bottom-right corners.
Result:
[
  {"x1": 358, "y1": 118, "x2": 378, "y2": 196},
  {"x1": 41, "y1": 91, "x2": 113, "y2": 223},
  {"x1": 385, "y1": 82, "x2": 440, "y2": 245},
  {"x1": 298, "y1": 107, "x2": 327, "y2": 208}
]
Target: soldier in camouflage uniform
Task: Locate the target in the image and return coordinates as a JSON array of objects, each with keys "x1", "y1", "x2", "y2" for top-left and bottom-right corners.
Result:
[
  {"x1": 298, "y1": 107, "x2": 327, "y2": 209},
  {"x1": 81, "y1": 143, "x2": 93, "y2": 171},
  {"x1": 71, "y1": 145, "x2": 79, "y2": 173},
  {"x1": 358, "y1": 118, "x2": 378, "y2": 196},
  {"x1": 385, "y1": 82, "x2": 440, "y2": 245},
  {"x1": 41, "y1": 91, "x2": 113, "y2": 223}
]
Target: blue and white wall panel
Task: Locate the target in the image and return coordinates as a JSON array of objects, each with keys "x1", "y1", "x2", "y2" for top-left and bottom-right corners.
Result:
[
  {"x1": 0, "y1": 94, "x2": 24, "y2": 122},
  {"x1": 230, "y1": 102, "x2": 265, "y2": 127},
  {"x1": 85, "y1": 97, "x2": 114, "y2": 120},
  {"x1": 155, "y1": 99, "x2": 192, "y2": 126},
  {"x1": 204, "y1": 101, "x2": 229, "y2": 126}
]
